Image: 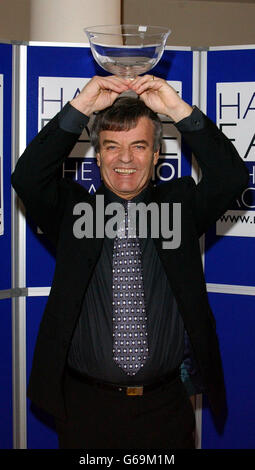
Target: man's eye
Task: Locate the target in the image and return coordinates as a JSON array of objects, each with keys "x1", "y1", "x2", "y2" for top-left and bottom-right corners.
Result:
[
  {"x1": 134, "y1": 145, "x2": 145, "y2": 150},
  {"x1": 106, "y1": 146, "x2": 117, "y2": 150}
]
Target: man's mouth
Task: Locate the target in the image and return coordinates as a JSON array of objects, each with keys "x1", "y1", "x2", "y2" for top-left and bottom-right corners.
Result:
[{"x1": 114, "y1": 168, "x2": 136, "y2": 174}]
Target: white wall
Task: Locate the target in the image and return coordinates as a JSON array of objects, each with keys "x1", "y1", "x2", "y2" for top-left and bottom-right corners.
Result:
[
  {"x1": 0, "y1": 0, "x2": 121, "y2": 43},
  {"x1": 30, "y1": 0, "x2": 121, "y2": 43},
  {"x1": 0, "y1": 0, "x2": 254, "y2": 46}
]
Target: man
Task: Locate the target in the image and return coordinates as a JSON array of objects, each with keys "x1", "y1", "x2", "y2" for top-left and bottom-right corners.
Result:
[{"x1": 11, "y1": 75, "x2": 248, "y2": 449}]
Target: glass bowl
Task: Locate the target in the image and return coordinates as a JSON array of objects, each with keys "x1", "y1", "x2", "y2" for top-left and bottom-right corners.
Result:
[{"x1": 84, "y1": 24, "x2": 171, "y2": 78}]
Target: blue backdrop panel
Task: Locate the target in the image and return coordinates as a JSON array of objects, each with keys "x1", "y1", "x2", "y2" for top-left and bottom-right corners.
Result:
[
  {"x1": 205, "y1": 48, "x2": 255, "y2": 286},
  {"x1": 202, "y1": 292, "x2": 255, "y2": 449},
  {"x1": 25, "y1": 45, "x2": 193, "y2": 288},
  {"x1": 0, "y1": 298, "x2": 13, "y2": 449},
  {"x1": 153, "y1": 48, "x2": 193, "y2": 178},
  {"x1": 26, "y1": 296, "x2": 58, "y2": 449},
  {"x1": 0, "y1": 43, "x2": 12, "y2": 290}
]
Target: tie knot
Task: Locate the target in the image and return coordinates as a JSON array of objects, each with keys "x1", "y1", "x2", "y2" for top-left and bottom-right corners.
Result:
[{"x1": 122, "y1": 199, "x2": 130, "y2": 212}]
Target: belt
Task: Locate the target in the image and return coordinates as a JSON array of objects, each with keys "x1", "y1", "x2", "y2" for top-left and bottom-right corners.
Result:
[{"x1": 67, "y1": 367, "x2": 179, "y2": 396}]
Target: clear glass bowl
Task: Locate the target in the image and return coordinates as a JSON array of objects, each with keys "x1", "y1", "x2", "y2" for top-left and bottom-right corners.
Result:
[{"x1": 84, "y1": 24, "x2": 171, "y2": 78}]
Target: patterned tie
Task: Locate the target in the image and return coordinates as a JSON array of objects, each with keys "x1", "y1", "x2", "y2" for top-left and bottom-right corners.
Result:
[{"x1": 112, "y1": 200, "x2": 149, "y2": 375}]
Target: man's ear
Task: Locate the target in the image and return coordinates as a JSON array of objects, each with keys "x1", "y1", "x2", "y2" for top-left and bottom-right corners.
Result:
[
  {"x1": 96, "y1": 153, "x2": 101, "y2": 167},
  {"x1": 153, "y1": 149, "x2": 160, "y2": 165}
]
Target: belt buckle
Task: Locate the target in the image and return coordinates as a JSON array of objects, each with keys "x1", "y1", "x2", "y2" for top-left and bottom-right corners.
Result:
[{"x1": 126, "y1": 386, "x2": 143, "y2": 396}]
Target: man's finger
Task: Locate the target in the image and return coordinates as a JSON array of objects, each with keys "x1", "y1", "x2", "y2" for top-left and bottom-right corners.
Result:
[
  {"x1": 131, "y1": 74, "x2": 155, "y2": 86},
  {"x1": 94, "y1": 75, "x2": 130, "y2": 92},
  {"x1": 131, "y1": 80, "x2": 162, "y2": 96}
]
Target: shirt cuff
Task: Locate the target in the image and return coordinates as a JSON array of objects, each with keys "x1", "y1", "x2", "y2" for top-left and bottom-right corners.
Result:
[
  {"x1": 175, "y1": 106, "x2": 206, "y2": 132},
  {"x1": 59, "y1": 102, "x2": 90, "y2": 134}
]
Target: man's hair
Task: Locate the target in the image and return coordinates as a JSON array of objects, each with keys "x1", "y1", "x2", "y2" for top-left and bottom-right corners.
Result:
[{"x1": 90, "y1": 96, "x2": 163, "y2": 153}]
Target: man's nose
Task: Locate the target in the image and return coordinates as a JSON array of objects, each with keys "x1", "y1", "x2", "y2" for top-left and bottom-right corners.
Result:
[{"x1": 118, "y1": 147, "x2": 133, "y2": 163}]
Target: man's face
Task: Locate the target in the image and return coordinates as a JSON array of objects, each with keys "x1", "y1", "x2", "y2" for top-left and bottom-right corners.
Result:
[{"x1": 96, "y1": 117, "x2": 159, "y2": 199}]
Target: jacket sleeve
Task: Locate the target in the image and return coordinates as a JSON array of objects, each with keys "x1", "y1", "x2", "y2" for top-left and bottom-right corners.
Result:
[
  {"x1": 179, "y1": 112, "x2": 249, "y2": 238},
  {"x1": 11, "y1": 107, "x2": 85, "y2": 246}
]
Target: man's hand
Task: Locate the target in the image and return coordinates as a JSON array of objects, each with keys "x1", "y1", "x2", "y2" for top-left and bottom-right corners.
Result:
[
  {"x1": 129, "y1": 75, "x2": 193, "y2": 122},
  {"x1": 70, "y1": 75, "x2": 130, "y2": 117}
]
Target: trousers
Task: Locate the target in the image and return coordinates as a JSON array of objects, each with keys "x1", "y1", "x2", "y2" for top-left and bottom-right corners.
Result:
[{"x1": 55, "y1": 368, "x2": 195, "y2": 449}]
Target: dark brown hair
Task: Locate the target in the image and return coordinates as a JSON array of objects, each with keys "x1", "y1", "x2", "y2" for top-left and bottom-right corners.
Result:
[{"x1": 90, "y1": 96, "x2": 163, "y2": 153}]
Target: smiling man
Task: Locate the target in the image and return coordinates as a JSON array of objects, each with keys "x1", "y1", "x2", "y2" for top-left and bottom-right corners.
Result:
[
  {"x1": 11, "y1": 74, "x2": 248, "y2": 449},
  {"x1": 96, "y1": 116, "x2": 159, "y2": 199}
]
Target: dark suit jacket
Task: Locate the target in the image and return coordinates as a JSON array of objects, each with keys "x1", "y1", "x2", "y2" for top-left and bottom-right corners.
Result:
[{"x1": 11, "y1": 109, "x2": 248, "y2": 420}]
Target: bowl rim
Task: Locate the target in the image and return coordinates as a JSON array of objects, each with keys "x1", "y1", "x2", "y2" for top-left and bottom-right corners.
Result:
[{"x1": 84, "y1": 24, "x2": 171, "y2": 37}]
